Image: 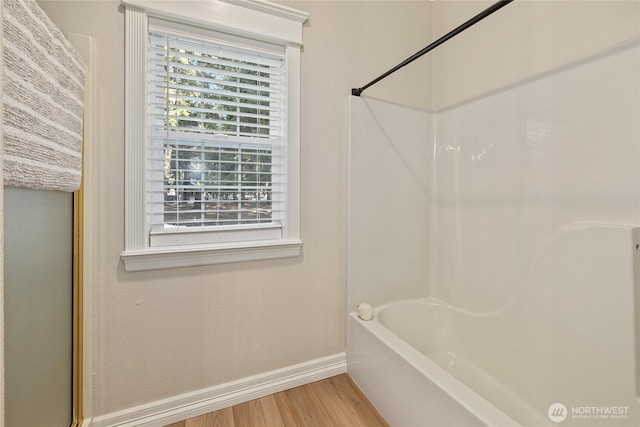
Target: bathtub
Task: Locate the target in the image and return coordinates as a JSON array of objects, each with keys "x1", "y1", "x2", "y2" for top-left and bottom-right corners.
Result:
[
  {"x1": 348, "y1": 298, "x2": 639, "y2": 427},
  {"x1": 347, "y1": 225, "x2": 640, "y2": 427},
  {"x1": 349, "y1": 294, "x2": 638, "y2": 427},
  {"x1": 347, "y1": 300, "x2": 522, "y2": 427}
]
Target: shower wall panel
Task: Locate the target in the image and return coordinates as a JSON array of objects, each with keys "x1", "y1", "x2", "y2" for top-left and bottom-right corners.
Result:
[
  {"x1": 426, "y1": 39, "x2": 640, "y2": 423},
  {"x1": 431, "y1": 40, "x2": 640, "y2": 312},
  {"x1": 431, "y1": 0, "x2": 640, "y2": 110},
  {"x1": 347, "y1": 97, "x2": 434, "y2": 311}
]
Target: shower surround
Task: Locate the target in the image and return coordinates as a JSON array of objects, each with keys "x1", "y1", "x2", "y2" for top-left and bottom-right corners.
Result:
[{"x1": 347, "y1": 31, "x2": 640, "y2": 427}]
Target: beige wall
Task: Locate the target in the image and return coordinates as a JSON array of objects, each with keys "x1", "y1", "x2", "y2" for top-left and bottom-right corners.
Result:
[
  {"x1": 432, "y1": 0, "x2": 640, "y2": 110},
  {"x1": 36, "y1": 0, "x2": 431, "y2": 417}
]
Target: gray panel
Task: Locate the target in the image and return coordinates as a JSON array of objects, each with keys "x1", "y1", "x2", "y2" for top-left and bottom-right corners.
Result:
[{"x1": 4, "y1": 187, "x2": 72, "y2": 427}]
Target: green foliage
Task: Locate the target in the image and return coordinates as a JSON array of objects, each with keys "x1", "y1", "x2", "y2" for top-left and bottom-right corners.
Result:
[{"x1": 163, "y1": 47, "x2": 272, "y2": 137}]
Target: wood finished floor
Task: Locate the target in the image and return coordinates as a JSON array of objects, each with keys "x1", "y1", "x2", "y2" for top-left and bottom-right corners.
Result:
[{"x1": 164, "y1": 374, "x2": 388, "y2": 427}]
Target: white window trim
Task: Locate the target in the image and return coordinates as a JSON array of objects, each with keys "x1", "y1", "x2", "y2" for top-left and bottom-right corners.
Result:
[{"x1": 121, "y1": 0, "x2": 307, "y2": 272}]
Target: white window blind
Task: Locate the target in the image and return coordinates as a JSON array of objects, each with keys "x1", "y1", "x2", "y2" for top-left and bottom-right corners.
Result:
[{"x1": 147, "y1": 20, "x2": 287, "y2": 246}]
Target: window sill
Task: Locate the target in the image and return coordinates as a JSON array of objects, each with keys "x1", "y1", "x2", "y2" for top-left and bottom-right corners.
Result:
[{"x1": 121, "y1": 239, "x2": 303, "y2": 272}]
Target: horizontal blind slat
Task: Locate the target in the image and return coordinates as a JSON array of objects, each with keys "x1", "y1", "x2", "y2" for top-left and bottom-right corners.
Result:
[
  {"x1": 149, "y1": 114, "x2": 280, "y2": 135},
  {"x1": 149, "y1": 105, "x2": 281, "y2": 125},
  {"x1": 149, "y1": 17, "x2": 285, "y2": 58},
  {"x1": 149, "y1": 60, "x2": 284, "y2": 87},
  {"x1": 149, "y1": 81, "x2": 282, "y2": 104},
  {"x1": 149, "y1": 33, "x2": 284, "y2": 66},
  {"x1": 147, "y1": 26, "x2": 287, "y2": 233},
  {"x1": 148, "y1": 46, "x2": 284, "y2": 75},
  {"x1": 148, "y1": 135, "x2": 283, "y2": 148}
]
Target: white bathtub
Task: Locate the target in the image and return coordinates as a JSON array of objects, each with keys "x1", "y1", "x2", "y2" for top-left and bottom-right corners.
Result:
[
  {"x1": 347, "y1": 300, "x2": 522, "y2": 427},
  {"x1": 348, "y1": 295, "x2": 639, "y2": 427},
  {"x1": 373, "y1": 300, "x2": 551, "y2": 426},
  {"x1": 347, "y1": 225, "x2": 640, "y2": 426}
]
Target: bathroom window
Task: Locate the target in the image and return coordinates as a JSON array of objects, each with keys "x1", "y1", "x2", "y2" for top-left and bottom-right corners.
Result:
[
  {"x1": 146, "y1": 22, "x2": 286, "y2": 246},
  {"x1": 121, "y1": 0, "x2": 307, "y2": 272}
]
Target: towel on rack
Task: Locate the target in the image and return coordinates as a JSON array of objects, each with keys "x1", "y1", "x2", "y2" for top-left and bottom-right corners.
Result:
[{"x1": 2, "y1": 0, "x2": 85, "y2": 192}]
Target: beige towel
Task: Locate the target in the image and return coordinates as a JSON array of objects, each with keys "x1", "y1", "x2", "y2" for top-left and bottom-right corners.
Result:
[{"x1": 3, "y1": 0, "x2": 85, "y2": 192}]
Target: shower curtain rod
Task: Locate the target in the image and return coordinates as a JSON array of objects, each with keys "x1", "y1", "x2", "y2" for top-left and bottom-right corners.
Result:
[{"x1": 351, "y1": 0, "x2": 514, "y2": 97}]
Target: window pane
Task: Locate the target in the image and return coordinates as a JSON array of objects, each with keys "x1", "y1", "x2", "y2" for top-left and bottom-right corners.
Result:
[
  {"x1": 163, "y1": 142, "x2": 273, "y2": 227},
  {"x1": 149, "y1": 31, "x2": 283, "y2": 139},
  {"x1": 147, "y1": 28, "x2": 285, "y2": 231}
]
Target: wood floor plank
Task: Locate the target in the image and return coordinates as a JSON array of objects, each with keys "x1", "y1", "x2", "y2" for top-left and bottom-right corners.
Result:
[
  {"x1": 232, "y1": 395, "x2": 284, "y2": 427},
  {"x1": 232, "y1": 399, "x2": 261, "y2": 427},
  {"x1": 277, "y1": 382, "x2": 335, "y2": 426},
  {"x1": 164, "y1": 374, "x2": 386, "y2": 427},
  {"x1": 334, "y1": 374, "x2": 389, "y2": 426},
  {"x1": 306, "y1": 379, "x2": 358, "y2": 426},
  {"x1": 309, "y1": 380, "x2": 352, "y2": 427},
  {"x1": 258, "y1": 395, "x2": 286, "y2": 427},
  {"x1": 185, "y1": 407, "x2": 234, "y2": 427},
  {"x1": 272, "y1": 389, "x2": 308, "y2": 427},
  {"x1": 311, "y1": 376, "x2": 378, "y2": 427}
]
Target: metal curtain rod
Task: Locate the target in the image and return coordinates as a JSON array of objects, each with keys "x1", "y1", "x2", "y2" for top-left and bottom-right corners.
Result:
[{"x1": 351, "y1": 0, "x2": 514, "y2": 97}]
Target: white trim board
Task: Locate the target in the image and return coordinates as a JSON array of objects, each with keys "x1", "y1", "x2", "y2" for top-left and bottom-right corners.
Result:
[
  {"x1": 121, "y1": 0, "x2": 308, "y2": 45},
  {"x1": 91, "y1": 353, "x2": 346, "y2": 427}
]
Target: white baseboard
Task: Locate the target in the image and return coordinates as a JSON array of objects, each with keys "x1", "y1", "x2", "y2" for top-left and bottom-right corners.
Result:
[{"x1": 91, "y1": 352, "x2": 346, "y2": 427}]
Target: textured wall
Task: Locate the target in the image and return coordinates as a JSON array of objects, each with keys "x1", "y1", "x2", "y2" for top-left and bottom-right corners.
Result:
[{"x1": 36, "y1": 0, "x2": 431, "y2": 417}]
